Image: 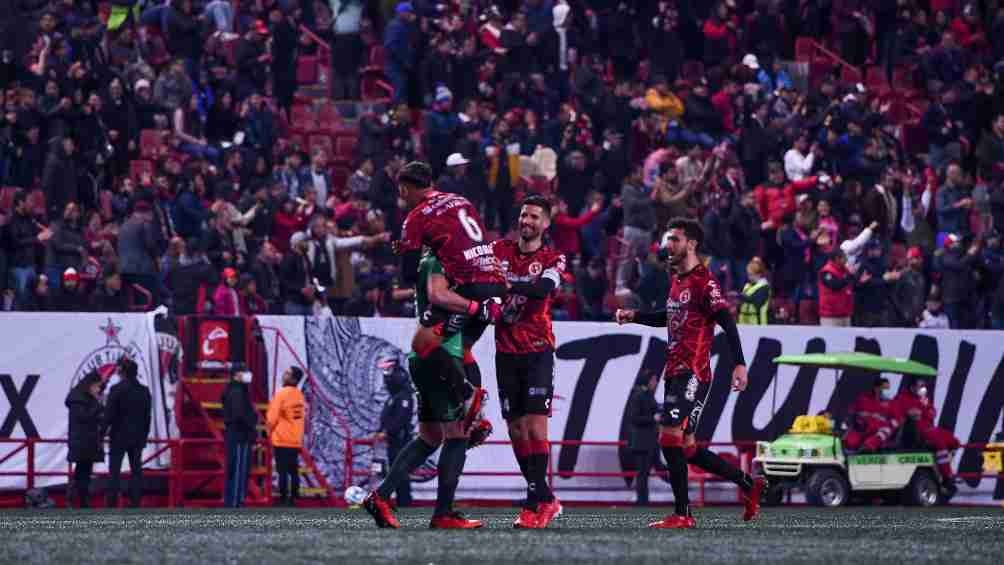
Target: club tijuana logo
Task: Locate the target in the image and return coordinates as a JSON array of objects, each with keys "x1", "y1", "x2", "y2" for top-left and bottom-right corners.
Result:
[
  {"x1": 202, "y1": 326, "x2": 229, "y2": 356},
  {"x1": 72, "y1": 318, "x2": 151, "y2": 388}
]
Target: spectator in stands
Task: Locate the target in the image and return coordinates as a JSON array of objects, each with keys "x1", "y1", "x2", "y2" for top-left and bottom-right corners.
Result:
[
  {"x1": 51, "y1": 267, "x2": 89, "y2": 311},
  {"x1": 267, "y1": 365, "x2": 306, "y2": 507},
  {"x1": 551, "y1": 197, "x2": 602, "y2": 260},
  {"x1": 221, "y1": 370, "x2": 257, "y2": 508},
  {"x1": 103, "y1": 357, "x2": 151, "y2": 509},
  {"x1": 153, "y1": 59, "x2": 193, "y2": 112},
  {"x1": 41, "y1": 134, "x2": 78, "y2": 219},
  {"x1": 237, "y1": 273, "x2": 267, "y2": 316},
  {"x1": 936, "y1": 164, "x2": 973, "y2": 244},
  {"x1": 576, "y1": 256, "x2": 610, "y2": 321},
  {"x1": 889, "y1": 247, "x2": 929, "y2": 327},
  {"x1": 92, "y1": 268, "x2": 130, "y2": 313},
  {"x1": 65, "y1": 370, "x2": 104, "y2": 509},
  {"x1": 213, "y1": 267, "x2": 240, "y2": 316},
  {"x1": 118, "y1": 201, "x2": 160, "y2": 306},
  {"x1": 784, "y1": 134, "x2": 818, "y2": 182},
  {"x1": 166, "y1": 238, "x2": 217, "y2": 315},
  {"x1": 738, "y1": 257, "x2": 771, "y2": 325},
  {"x1": 234, "y1": 21, "x2": 271, "y2": 100},
  {"x1": 982, "y1": 231, "x2": 1004, "y2": 329},
  {"x1": 854, "y1": 240, "x2": 891, "y2": 327},
  {"x1": 818, "y1": 250, "x2": 855, "y2": 327},
  {"x1": 174, "y1": 94, "x2": 220, "y2": 163},
  {"x1": 617, "y1": 166, "x2": 655, "y2": 294},
  {"x1": 280, "y1": 231, "x2": 315, "y2": 315},
  {"x1": 923, "y1": 86, "x2": 965, "y2": 170},
  {"x1": 976, "y1": 114, "x2": 1004, "y2": 173},
  {"x1": 936, "y1": 233, "x2": 981, "y2": 328},
  {"x1": 383, "y1": 3, "x2": 418, "y2": 105}
]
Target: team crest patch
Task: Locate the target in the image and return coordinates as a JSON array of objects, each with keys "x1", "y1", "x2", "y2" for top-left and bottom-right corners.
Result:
[
  {"x1": 679, "y1": 289, "x2": 691, "y2": 304},
  {"x1": 529, "y1": 262, "x2": 543, "y2": 276}
]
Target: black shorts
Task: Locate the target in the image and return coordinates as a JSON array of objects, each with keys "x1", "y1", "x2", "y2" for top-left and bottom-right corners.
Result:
[
  {"x1": 662, "y1": 372, "x2": 712, "y2": 436},
  {"x1": 409, "y1": 355, "x2": 465, "y2": 423},
  {"x1": 495, "y1": 349, "x2": 555, "y2": 421}
]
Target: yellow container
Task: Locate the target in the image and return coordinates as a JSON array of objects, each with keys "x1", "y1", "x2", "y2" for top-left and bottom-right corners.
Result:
[{"x1": 790, "y1": 415, "x2": 833, "y2": 435}]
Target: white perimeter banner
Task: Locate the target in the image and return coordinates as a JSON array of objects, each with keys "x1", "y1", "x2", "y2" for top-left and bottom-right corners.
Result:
[
  {"x1": 256, "y1": 316, "x2": 1004, "y2": 505},
  {"x1": 0, "y1": 313, "x2": 164, "y2": 490}
]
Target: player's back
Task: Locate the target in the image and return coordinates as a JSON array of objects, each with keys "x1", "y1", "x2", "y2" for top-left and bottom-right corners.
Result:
[{"x1": 401, "y1": 191, "x2": 503, "y2": 287}]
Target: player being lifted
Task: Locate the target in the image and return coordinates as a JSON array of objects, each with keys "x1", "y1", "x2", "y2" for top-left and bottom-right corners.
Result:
[
  {"x1": 393, "y1": 161, "x2": 507, "y2": 426},
  {"x1": 493, "y1": 196, "x2": 565, "y2": 528},
  {"x1": 363, "y1": 249, "x2": 495, "y2": 530},
  {"x1": 615, "y1": 218, "x2": 765, "y2": 529}
]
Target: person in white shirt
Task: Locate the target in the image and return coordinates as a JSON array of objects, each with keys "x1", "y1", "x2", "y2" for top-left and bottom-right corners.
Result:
[{"x1": 783, "y1": 134, "x2": 817, "y2": 181}]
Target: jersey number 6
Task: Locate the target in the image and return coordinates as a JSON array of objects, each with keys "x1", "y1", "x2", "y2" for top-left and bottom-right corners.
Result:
[{"x1": 458, "y1": 208, "x2": 483, "y2": 242}]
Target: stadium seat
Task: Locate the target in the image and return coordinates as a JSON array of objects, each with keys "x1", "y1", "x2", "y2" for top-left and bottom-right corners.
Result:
[
  {"x1": 0, "y1": 187, "x2": 18, "y2": 213},
  {"x1": 296, "y1": 55, "x2": 318, "y2": 85},
  {"x1": 334, "y1": 136, "x2": 357, "y2": 163},
  {"x1": 308, "y1": 134, "x2": 334, "y2": 157},
  {"x1": 139, "y1": 129, "x2": 165, "y2": 160},
  {"x1": 330, "y1": 165, "x2": 351, "y2": 192},
  {"x1": 27, "y1": 189, "x2": 46, "y2": 218},
  {"x1": 795, "y1": 37, "x2": 816, "y2": 62},
  {"x1": 289, "y1": 104, "x2": 317, "y2": 136},
  {"x1": 316, "y1": 102, "x2": 342, "y2": 133},
  {"x1": 130, "y1": 159, "x2": 155, "y2": 182}
]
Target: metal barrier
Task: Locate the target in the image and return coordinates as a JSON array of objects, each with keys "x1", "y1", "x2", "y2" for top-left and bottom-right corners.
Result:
[{"x1": 0, "y1": 437, "x2": 272, "y2": 508}]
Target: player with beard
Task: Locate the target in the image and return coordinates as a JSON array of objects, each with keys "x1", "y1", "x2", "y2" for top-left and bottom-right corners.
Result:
[
  {"x1": 493, "y1": 195, "x2": 565, "y2": 528},
  {"x1": 363, "y1": 249, "x2": 494, "y2": 529},
  {"x1": 615, "y1": 217, "x2": 765, "y2": 529},
  {"x1": 393, "y1": 161, "x2": 506, "y2": 430}
]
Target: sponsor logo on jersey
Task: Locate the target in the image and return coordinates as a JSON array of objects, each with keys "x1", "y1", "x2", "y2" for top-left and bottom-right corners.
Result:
[{"x1": 463, "y1": 244, "x2": 494, "y2": 261}]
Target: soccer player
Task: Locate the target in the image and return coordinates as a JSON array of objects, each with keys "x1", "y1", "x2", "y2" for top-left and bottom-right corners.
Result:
[
  {"x1": 493, "y1": 195, "x2": 565, "y2": 528},
  {"x1": 394, "y1": 161, "x2": 507, "y2": 425},
  {"x1": 615, "y1": 217, "x2": 765, "y2": 529},
  {"x1": 363, "y1": 250, "x2": 494, "y2": 529}
]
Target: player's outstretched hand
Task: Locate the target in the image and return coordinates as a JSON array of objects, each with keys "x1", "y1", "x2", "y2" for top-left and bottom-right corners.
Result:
[
  {"x1": 731, "y1": 364, "x2": 748, "y2": 392},
  {"x1": 614, "y1": 309, "x2": 635, "y2": 325}
]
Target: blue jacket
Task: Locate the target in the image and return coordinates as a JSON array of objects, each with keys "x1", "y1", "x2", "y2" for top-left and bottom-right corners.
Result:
[
  {"x1": 172, "y1": 189, "x2": 209, "y2": 240},
  {"x1": 935, "y1": 184, "x2": 968, "y2": 236},
  {"x1": 383, "y1": 16, "x2": 416, "y2": 70}
]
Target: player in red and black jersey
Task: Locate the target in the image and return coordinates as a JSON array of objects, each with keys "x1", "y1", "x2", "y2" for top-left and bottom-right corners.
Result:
[
  {"x1": 493, "y1": 195, "x2": 565, "y2": 529},
  {"x1": 393, "y1": 161, "x2": 506, "y2": 426},
  {"x1": 616, "y1": 217, "x2": 765, "y2": 529}
]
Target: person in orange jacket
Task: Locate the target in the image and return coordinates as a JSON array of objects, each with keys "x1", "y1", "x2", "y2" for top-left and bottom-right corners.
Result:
[
  {"x1": 267, "y1": 366, "x2": 307, "y2": 506},
  {"x1": 890, "y1": 378, "x2": 960, "y2": 498}
]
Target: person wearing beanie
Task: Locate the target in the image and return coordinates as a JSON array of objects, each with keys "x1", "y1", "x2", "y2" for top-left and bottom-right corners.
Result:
[
  {"x1": 267, "y1": 366, "x2": 307, "y2": 506},
  {"x1": 52, "y1": 267, "x2": 91, "y2": 311}
]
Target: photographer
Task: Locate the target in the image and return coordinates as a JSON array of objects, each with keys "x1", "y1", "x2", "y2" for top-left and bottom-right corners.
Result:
[{"x1": 103, "y1": 357, "x2": 152, "y2": 508}]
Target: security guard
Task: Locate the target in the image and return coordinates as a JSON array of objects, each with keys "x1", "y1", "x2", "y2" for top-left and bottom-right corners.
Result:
[
  {"x1": 627, "y1": 371, "x2": 660, "y2": 505},
  {"x1": 738, "y1": 257, "x2": 771, "y2": 325},
  {"x1": 376, "y1": 359, "x2": 416, "y2": 507}
]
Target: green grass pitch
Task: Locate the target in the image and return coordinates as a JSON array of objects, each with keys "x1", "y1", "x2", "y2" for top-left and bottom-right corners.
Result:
[{"x1": 1, "y1": 506, "x2": 1002, "y2": 564}]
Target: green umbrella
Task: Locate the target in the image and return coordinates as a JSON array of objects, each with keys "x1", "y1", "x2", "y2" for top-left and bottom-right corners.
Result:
[{"x1": 772, "y1": 352, "x2": 937, "y2": 377}]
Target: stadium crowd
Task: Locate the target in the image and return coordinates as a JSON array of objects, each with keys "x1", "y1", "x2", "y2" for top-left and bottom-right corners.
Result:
[{"x1": 1, "y1": 0, "x2": 1004, "y2": 329}]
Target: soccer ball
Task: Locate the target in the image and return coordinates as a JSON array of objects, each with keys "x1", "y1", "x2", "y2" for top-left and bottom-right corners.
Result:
[{"x1": 344, "y1": 486, "x2": 367, "y2": 506}]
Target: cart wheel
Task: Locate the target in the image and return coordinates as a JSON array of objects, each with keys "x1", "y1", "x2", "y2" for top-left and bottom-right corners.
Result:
[
  {"x1": 905, "y1": 470, "x2": 941, "y2": 507},
  {"x1": 762, "y1": 483, "x2": 785, "y2": 506},
  {"x1": 805, "y1": 469, "x2": 850, "y2": 507}
]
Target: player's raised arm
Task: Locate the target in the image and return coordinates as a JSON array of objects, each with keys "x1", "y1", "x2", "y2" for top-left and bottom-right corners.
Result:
[{"x1": 615, "y1": 308, "x2": 668, "y2": 327}]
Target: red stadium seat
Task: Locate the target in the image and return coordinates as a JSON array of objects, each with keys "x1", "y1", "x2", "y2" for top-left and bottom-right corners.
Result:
[
  {"x1": 317, "y1": 103, "x2": 341, "y2": 133},
  {"x1": 139, "y1": 129, "x2": 165, "y2": 160},
  {"x1": 130, "y1": 159, "x2": 155, "y2": 182},
  {"x1": 795, "y1": 37, "x2": 816, "y2": 62},
  {"x1": 330, "y1": 165, "x2": 351, "y2": 192},
  {"x1": 334, "y1": 136, "x2": 357, "y2": 162},
  {"x1": 839, "y1": 65, "x2": 863, "y2": 86},
  {"x1": 296, "y1": 55, "x2": 318, "y2": 85},
  {"x1": 289, "y1": 104, "x2": 317, "y2": 135},
  {"x1": 308, "y1": 134, "x2": 334, "y2": 157},
  {"x1": 0, "y1": 187, "x2": 18, "y2": 213}
]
